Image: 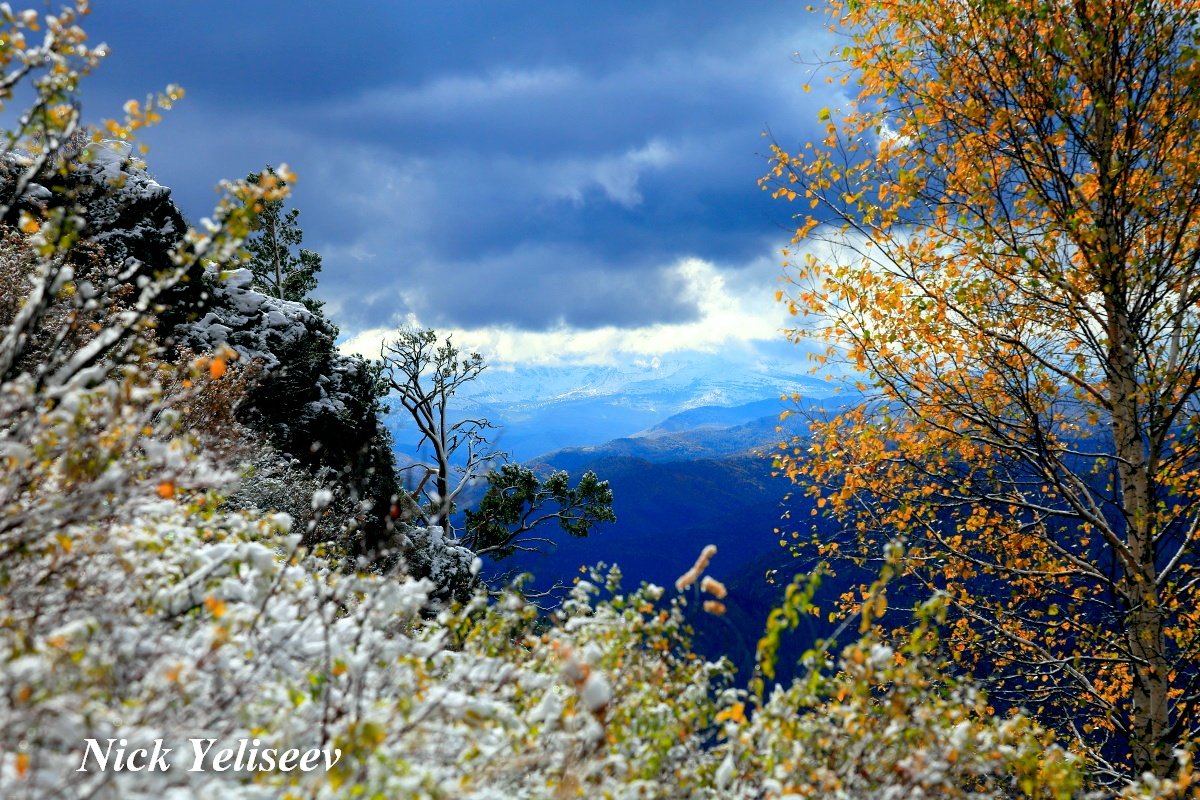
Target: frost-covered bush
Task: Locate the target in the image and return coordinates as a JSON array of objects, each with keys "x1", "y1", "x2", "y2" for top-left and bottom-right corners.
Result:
[
  {"x1": 709, "y1": 598, "x2": 1086, "y2": 798},
  {"x1": 402, "y1": 523, "x2": 482, "y2": 603},
  {"x1": 690, "y1": 548, "x2": 1101, "y2": 799},
  {"x1": 0, "y1": 5, "x2": 1192, "y2": 799},
  {"x1": 226, "y1": 445, "x2": 367, "y2": 547},
  {"x1": 2, "y1": 476, "x2": 735, "y2": 799}
]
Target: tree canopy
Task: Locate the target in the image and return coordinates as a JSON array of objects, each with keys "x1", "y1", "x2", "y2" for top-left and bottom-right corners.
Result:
[
  {"x1": 380, "y1": 328, "x2": 615, "y2": 567},
  {"x1": 765, "y1": 0, "x2": 1200, "y2": 782},
  {"x1": 463, "y1": 464, "x2": 616, "y2": 559},
  {"x1": 244, "y1": 166, "x2": 324, "y2": 316}
]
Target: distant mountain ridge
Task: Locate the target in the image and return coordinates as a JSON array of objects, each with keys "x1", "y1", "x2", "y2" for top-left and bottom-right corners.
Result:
[
  {"x1": 388, "y1": 352, "x2": 843, "y2": 463},
  {"x1": 537, "y1": 393, "x2": 851, "y2": 468},
  {"x1": 383, "y1": 348, "x2": 857, "y2": 673},
  {"x1": 514, "y1": 390, "x2": 857, "y2": 587},
  {"x1": 643, "y1": 397, "x2": 787, "y2": 432},
  {"x1": 501, "y1": 429, "x2": 840, "y2": 676},
  {"x1": 384, "y1": 353, "x2": 862, "y2": 671},
  {"x1": 464, "y1": 354, "x2": 834, "y2": 412}
]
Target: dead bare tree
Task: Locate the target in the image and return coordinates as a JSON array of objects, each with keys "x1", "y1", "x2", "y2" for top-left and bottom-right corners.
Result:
[{"x1": 380, "y1": 328, "x2": 503, "y2": 537}]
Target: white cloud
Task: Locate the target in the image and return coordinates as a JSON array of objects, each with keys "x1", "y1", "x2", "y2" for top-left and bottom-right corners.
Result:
[
  {"x1": 328, "y1": 66, "x2": 580, "y2": 121},
  {"x1": 551, "y1": 139, "x2": 677, "y2": 208},
  {"x1": 340, "y1": 251, "x2": 794, "y2": 367}
]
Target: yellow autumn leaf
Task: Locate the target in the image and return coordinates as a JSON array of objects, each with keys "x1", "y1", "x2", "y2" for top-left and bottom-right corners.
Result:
[
  {"x1": 715, "y1": 701, "x2": 746, "y2": 724},
  {"x1": 204, "y1": 595, "x2": 226, "y2": 619}
]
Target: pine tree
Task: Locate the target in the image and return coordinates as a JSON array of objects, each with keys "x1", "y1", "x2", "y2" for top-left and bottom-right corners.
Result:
[{"x1": 244, "y1": 166, "x2": 325, "y2": 315}]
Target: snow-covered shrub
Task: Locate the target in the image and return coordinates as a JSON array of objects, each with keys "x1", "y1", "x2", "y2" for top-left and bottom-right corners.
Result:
[
  {"x1": 401, "y1": 523, "x2": 481, "y2": 603},
  {"x1": 1120, "y1": 751, "x2": 1200, "y2": 800},
  {"x1": 708, "y1": 604, "x2": 1085, "y2": 798},
  {"x1": 4, "y1": 461, "x2": 730, "y2": 798},
  {"x1": 0, "y1": 6, "x2": 1188, "y2": 799},
  {"x1": 690, "y1": 550, "x2": 1089, "y2": 799},
  {"x1": 225, "y1": 445, "x2": 369, "y2": 549}
]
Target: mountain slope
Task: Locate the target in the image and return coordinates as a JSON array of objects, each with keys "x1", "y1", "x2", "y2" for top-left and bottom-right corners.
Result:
[
  {"x1": 387, "y1": 354, "x2": 843, "y2": 463},
  {"x1": 505, "y1": 453, "x2": 790, "y2": 590}
]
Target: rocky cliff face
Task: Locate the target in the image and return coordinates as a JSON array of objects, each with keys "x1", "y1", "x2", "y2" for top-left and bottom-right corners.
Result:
[
  {"x1": 174, "y1": 264, "x2": 400, "y2": 554},
  {"x1": 4, "y1": 140, "x2": 418, "y2": 563},
  {"x1": 4, "y1": 139, "x2": 209, "y2": 332}
]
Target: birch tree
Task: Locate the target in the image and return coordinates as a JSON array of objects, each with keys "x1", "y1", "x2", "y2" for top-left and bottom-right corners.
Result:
[{"x1": 766, "y1": 0, "x2": 1200, "y2": 782}]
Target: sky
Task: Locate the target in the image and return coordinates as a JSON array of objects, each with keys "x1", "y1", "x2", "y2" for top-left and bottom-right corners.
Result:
[{"x1": 77, "y1": 1, "x2": 843, "y2": 367}]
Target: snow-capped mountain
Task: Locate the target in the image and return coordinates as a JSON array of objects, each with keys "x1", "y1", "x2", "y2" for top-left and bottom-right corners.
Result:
[
  {"x1": 465, "y1": 353, "x2": 831, "y2": 411},
  {"x1": 387, "y1": 350, "x2": 843, "y2": 462}
]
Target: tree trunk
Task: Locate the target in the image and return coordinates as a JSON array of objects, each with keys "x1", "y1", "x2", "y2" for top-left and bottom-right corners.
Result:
[
  {"x1": 267, "y1": 214, "x2": 284, "y2": 299},
  {"x1": 1109, "y1": 302, "x2": 1171, "y2": 777}
]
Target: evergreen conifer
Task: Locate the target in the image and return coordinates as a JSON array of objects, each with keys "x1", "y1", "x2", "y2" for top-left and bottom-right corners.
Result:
[{"x1": 244, "y1": 166, "x2": 325, "y2": 316}]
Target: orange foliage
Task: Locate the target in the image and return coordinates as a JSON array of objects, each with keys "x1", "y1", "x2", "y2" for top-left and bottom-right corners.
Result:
[{"x1": 767, "y1": 0, "x2": 1200, "y2": 783}]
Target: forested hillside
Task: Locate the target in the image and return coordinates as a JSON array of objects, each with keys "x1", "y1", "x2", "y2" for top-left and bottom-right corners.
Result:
[{"x1": 1, "y1": 2, "x2": 1198, "y2": 798}]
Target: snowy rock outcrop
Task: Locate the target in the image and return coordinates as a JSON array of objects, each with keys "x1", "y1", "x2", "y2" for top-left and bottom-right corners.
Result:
[
  {"x1": 66, "y1": 141, "x2": 183, "y2": 268},
  {"x1": 403, "y1": 525, "x2": 480, "y2": 603},
  {"x1": 177, "y1": 266, "x2": 321, "y2": 373},
  {"x1": 174, "y1": 265, "x2": 399, "y2": 553},
  {"x1": 4, "y1": 141, "x2": 402, "y2": 555},
  {"x1": 2, "y1": 140, "x2": 204, "y2": 329},
  {"x1": 1, "y1": 140, "x2": 485, "y2": 592}
]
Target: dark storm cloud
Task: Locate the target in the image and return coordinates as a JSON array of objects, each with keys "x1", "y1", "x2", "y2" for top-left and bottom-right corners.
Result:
[
  {"x1": 336, "y1": 241, "x2": 701, "y2": 332},
  {"x1": 78, "y1": 1, "x2": 840, "y2": 335}
]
